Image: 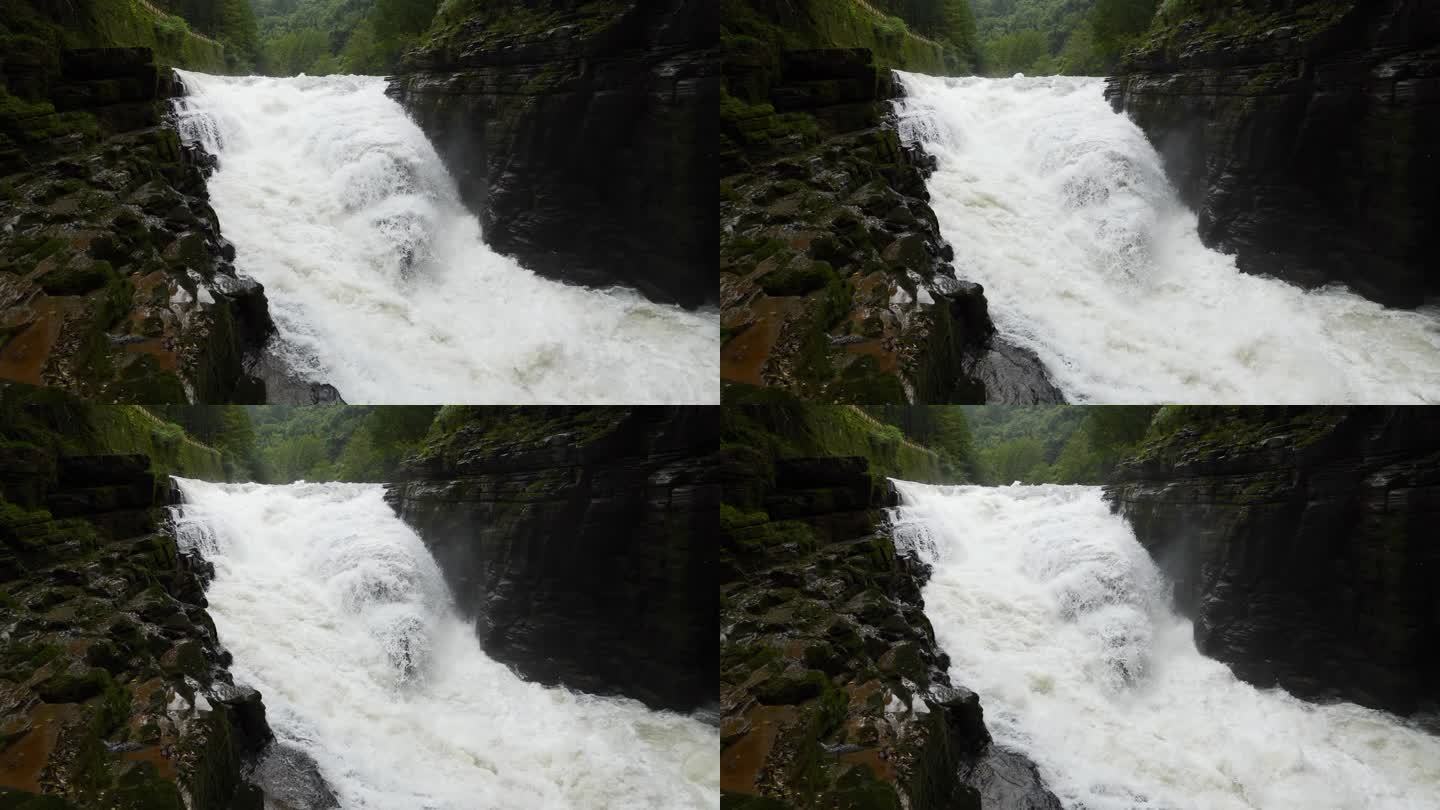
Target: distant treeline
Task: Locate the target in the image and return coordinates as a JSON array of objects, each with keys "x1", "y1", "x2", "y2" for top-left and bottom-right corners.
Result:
[
  {"x1": 156, "y1": 405, "x2": 439, "y2": 483},
  {"x1": 970, "y1": 0, "x2": 1164, "y2": 76}
]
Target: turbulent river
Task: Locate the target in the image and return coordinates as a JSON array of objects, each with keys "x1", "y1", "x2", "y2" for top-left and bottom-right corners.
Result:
[
  {"x1": 171, "y1": 73, "x2": 718, "y2": 404},
  {"x1": 170, "y1": 479, "x2": 718, "y2": 809},
  {"x1": 894, "y1": 74, "x2": 1440, "y2": 404},
  {"x1": 889, "y1": 483, "x2": 1440, "y2": 810}
]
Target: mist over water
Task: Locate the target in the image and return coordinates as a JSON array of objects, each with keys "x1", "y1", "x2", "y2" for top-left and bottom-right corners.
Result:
[
  {"x1": 894, "y1": 74, "x2": 1440, "y2": 404},
  {"x1": 172, "y1": 72, "x2": 718, "y2": 404},
  {"x1": 171, "y1": 479, "x2": 718, "y2": 810},
  {"x1": 889, "y1": 483, "x2": 1440, "y2": 809}
]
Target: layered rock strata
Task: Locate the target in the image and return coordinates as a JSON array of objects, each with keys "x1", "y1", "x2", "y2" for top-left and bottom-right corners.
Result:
[
  {"x1": 1106, "y1": 0, "x2": 1440, "y2": 307},
  {"x1": 720, "y1": 46, "x2": 1059, "y2": 404},
  {"x1": 384, "y1": 406, "x2": 718, "y2": 712},
  {"x1": 0, "y1": 47, "x2": 274, "y2": 402},
  {"x1": 1106, "y1": 406, "x2": 1440, "y2": 716},
  {"x1": 0, "y1": 445, "x2": 268, "y2": 807},
  {"x1": 387, "y1": 0, "x2": 717, "y2": 309},
  {"x1": 719, "y1": 446, "x2": 1060, "y2": 808}
]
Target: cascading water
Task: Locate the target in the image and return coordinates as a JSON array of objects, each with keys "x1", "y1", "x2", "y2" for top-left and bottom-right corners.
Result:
[
  {"x1": 170, "y1": 73, "x2": 718, "y2": 404},
  {"x1": 894, "y1": 74, "x2": 1440, "y2": 404},
  {"x1": 170, "y1": 479, "x2": 718, "y2": 809},
  {"x1": 889, "y1": 483, "x2": 1440, "y2": 810}
]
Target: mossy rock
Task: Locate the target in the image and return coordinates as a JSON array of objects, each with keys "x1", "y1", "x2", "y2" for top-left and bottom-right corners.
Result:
[
  {"x1": 755, "y1": 667, "x2": 830, "y2": 705},
  {"x1": 760, "y1": 257, "x2": 838, "y2": 297},
  {"x1": 39, "y1": 258, "x2": 116, "y2": 296}
]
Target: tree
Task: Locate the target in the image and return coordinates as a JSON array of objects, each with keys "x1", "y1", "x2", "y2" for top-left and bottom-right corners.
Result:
[
  {"x1": 1089, "y1": 0, "x2": 1158, "y2": 56},
  {"x1": 986, "y1": 29, "x2": 1047, "y2": 74}
]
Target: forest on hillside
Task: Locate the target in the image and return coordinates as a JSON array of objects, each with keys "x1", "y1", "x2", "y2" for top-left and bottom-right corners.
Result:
[
  {"x1": 157, "y1": 404, "x2": 439, "y2": 482},
  {"x1": 971, "y1": 0, "x2": 1165, "y2": 75}
]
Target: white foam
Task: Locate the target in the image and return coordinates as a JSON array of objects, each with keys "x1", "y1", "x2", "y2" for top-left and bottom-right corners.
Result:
[
  {"x1": 894, "y1": 73, "x2": 1440, "y2": 403},
  {"x1": 171, "y1": 479, "x2": 718, "y2": 809},
  {"x1": 890, "y1": 482, "x2": 1440, "y2": 809},
  {"x1": 172, "y1": 72, "x2": 718, "y2": 404}
]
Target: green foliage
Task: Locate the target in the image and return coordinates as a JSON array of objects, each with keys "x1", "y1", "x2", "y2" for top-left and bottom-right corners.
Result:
[
  {"x1": 0, "y1": 0, "x2": 228, "y2": 73},
  {"x1": 969, "y1": 0, "x2": 1158, "y2": 75},
  {"x1": 875, "y1": 406, "x2": 978, "y2": 481},
  {"x1": 721, "y1": 0, "x2": 965, "y2": 77},
  {"x1": 1089, "y1": 0, "x2": 1158, "y2": 52},
  {"x1": 251, "y1": 0, "x2": 440, "y2": 76},
  {"x1": 985, "y1": 28, "x2": 1047, "y2": 73},
  {"x1": 152, "y1": 405, "x2": 257, "y2": 479},
  {"x1": 963, "y1": 405, "x2": 1158, "y2": 484},
  {"x1": 260, "y1": 26, "x2": 328, "y2": 74},
  {"x1": 245, "y1": 405, "x2": 439, "y2": 483},
  {"x1": 722, "y1": 390, "x2": 949, "y2": 484},
  {"x1": 0, "y1": 387, "x2": 224, "y2": 480}
]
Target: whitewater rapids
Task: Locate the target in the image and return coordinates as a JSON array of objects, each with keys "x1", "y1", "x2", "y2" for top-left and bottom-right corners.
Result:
[
  {"x1": 171, "y1": 73, "x2": 718, "y2": 404},
  {"x1": 894, "y1": 74, "x2": 1440, "y2": 404},
  {"x1": 889, "y1": 483, "x2": 1440, "y2": 810},
  {"x1": 170, "y1": 479, "x2": 718, "y2": 809}
]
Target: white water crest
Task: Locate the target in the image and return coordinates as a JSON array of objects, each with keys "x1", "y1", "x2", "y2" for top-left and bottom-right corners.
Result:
[
  {"x1": 889, "y1": 483, "x2": 1440, "y2": 810},
  {"x1": 170, "y1": 479, "x2": 718, "y2": 809},
  {"x1": 171, "y1": 72, "x2": 718, "y2": 404},
  {"x1": 894, "y1": 74, "x2": 1440, "y2": 404}
]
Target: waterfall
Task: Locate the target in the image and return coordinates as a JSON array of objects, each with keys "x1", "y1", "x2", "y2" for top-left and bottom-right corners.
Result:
[
  {"x1": 893, "y1": 74, "x2": 1440, "y2": 404},
  {"x1": 889, "y1": 482, "x2": 1440, "y2": 809},
  {"x1": 170, "y1": 72, "x2": 718, "y2": 404},
  {"x1": 170, "y1": 479, "x2": 718, "y2": 809}
]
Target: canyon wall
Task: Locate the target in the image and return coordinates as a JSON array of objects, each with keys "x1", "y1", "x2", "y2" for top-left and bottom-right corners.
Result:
[
  {"x1": 0, "y1": 401, "x2": 267, "y2": 808},
  {"x1": 1106, "y1": 406, "x2": 1440, "y2": 716},
  {"x1": 1106, "y1": 0, "x2": 1440, "y2": 307},
  {"x1": 719, "y1": 405, "x2": 1060, "y2": 809},
  {"x1": 386, "y1": 0, "x2": 716, "y2": 309},
  {"x1": 0, "y1": 44, "x2": 273, "y2": 402},
  {"x1": 719, "y1": 0, "x2": 1060, "y2": 404},
  {"x1": 384, "y1": 406, "x2": 718, "y2": 712}
]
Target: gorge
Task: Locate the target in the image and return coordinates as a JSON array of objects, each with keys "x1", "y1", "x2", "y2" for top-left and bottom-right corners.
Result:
[
  {"x1": 0, "y1": 399, "x2": 721, "y2": 808},
  {"x1": 171, "y1": 71, "x2": 718, "y2": 405},
  {"x1": 893, "y1": 72, "x2": 1440, "y2": 403},
  {"x1": 170, "y1": 478, "x2": 717, "y2": 809},
  {"x1": 889, "y1": 481, "x2": 1440, "y2": 809}
]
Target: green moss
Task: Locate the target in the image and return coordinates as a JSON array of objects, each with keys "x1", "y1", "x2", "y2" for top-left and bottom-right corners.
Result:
[
  {"x1": 721, "y1": 395, "x2": 945, "y2": 483},
  {"x1": 39, "y1": 258, "x2": 117, "y2": 296}
]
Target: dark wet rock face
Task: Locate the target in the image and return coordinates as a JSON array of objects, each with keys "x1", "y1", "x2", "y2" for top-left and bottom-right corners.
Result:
[
  {"x1": 386, "y1": 0, "x2": 717, "y2": 309},
  {"x1": 384, "y1": 406, "x2": 718, "y2": 712},
  {"x1": 0, "y1": 47, "x2": 274, "y2": 402},
  {"x1": 0, "y1": 444, "x2": 269, "y2": 807},
  {"x1": 721, "y1": 45, "x2": 1055, "y2": 404},
  {"x1": 720, "y1": 446, "x2": 1058, "y2": 808},
  {"x1": 1106, "y1": 407, "x2": 1440, "y2": 716},
  {"x1": 960, "y1": 748, "x2": 1063, "y2": 810},
  {"x1": 1106, "y1": 0, "x2": 1440, "y2": 307}
]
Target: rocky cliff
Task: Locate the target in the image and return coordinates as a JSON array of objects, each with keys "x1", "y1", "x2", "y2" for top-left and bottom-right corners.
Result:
[
  {"x1": 1105, "y1": 406, "x2": 1440, "y2": 717},
  {"x1": 719, "y1": 406, "x2": 1060, "y2": 808},
  {"x1": 385, "y1": 0, "x2": 716, "y2": 309},
  {"x1": 720, "y1": 9, "x2": 1060, "y2": 404},
  {"x1": 1106, "y1": 0, "x2": 1440, "y2": 307},
  {"x1": 0, "y1": 418, "x2": 268, "y2": 807},
  {"x1": 0, "y1": 45, "x2": 274, "y2": 402},
  {"x1": 383, "y1": 405, "x2": 718, "y2": 712}
]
